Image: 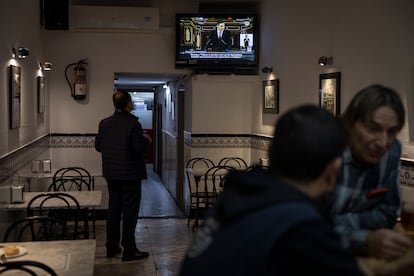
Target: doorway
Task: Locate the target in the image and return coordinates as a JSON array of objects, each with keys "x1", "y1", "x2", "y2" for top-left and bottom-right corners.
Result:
[
  {"x1": 129, "y1": 91, "x2": 155, "y2": 163},
  {"x1": 113, "y1": 72, "x2": 187, "y2": 211}
]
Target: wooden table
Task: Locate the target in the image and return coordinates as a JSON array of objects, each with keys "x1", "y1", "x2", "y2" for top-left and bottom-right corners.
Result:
[
  {"x1": 3, "y1": 191, "x2": 102, "y2": 210},
  {"x1": 0, "y1": 239, "x2": 96, "y2": 275}
]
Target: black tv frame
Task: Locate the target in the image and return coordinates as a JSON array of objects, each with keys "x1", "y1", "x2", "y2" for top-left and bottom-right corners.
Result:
[{"x1": 175, "y1": 13, "x2": 259, "y2": 75}]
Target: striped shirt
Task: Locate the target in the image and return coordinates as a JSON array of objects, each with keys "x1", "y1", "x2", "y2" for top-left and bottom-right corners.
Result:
[{"x1": 330, "y1": 139, "x2": 402, "y2": 254}]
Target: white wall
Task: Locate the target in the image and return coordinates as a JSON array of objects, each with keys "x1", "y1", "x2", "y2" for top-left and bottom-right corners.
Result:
[
  {"x1": 260, "y1": 0, "x2": 414, "y2": 156},
  {"x1": 44, "y1": 27, "x2": 183, "y2": 134},
  {"x1": 2, "y1": 0, "x2": 414, "y2": 161},
  {"x1": 0, "y1": 0, "x2": 49, "y2": 157},
  {"x1": 190, "y1": 74, "x2": 258, "y2": 134}
]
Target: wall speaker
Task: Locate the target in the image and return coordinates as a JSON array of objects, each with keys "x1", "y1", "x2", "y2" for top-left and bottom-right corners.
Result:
[{"x1": 42, "y1": 0, "x2": 69, "y2": 30}]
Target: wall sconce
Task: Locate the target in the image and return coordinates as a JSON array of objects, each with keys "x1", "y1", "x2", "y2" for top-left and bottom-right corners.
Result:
[
  {"x1": 12, "y1": 47, "x2": 30, "y2": 59},
  {"x1": 261, "y1": 66, "x2": 273, "y2": 74},
  {"x1": 40, "y1": 62, "x2": 52, "y2": 71},
  {"x1": 318, "y1": 56, "x2": 333, "y2": 66}
]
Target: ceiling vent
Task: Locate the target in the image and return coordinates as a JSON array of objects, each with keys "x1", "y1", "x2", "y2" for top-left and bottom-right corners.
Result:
[{"x1": 70, "y1": 5, "x2": 159, "y2": 32}]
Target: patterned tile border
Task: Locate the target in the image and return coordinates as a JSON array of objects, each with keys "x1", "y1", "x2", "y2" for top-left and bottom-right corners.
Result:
[
  {"x1": 3, "y1": 133, "x2": 414, "y2": 187},
  {"x1": 49, "y1": 133, "x2": 96, "y2": 148},
  {"x1": 401, "y1": 158, "x2": 414, "y2": 188},
  {"x1": 250, "y1": 135, "x2": 273, "y2": 151},
  {"x1": 184, "y1": 132, "x2": 272, "y2": 150}
]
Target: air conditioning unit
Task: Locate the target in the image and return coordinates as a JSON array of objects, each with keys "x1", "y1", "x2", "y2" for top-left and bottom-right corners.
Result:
[{"x1": 70, "y1": 5, "x2": 159, "y2": 32}]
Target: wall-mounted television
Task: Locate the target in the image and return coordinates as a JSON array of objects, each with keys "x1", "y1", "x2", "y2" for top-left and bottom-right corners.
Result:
[{"x1": 175, "y1": 13, "x2": 259, "y2": 74}]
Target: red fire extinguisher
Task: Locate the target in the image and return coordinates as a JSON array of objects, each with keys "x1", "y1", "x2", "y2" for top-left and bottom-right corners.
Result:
[{"x1": 65, "y1": 59, "x2": 87, "y2": 100}]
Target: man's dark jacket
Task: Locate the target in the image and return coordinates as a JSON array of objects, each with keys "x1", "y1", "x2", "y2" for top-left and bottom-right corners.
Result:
[{"x1": 95, "y1": 111, "x2": 148, "y2": 180}]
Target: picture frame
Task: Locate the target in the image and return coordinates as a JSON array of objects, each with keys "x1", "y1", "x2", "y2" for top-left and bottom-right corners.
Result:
[
  {"x1": 37, "y1": 76, "x2": 45, "y2": 113},
  {"x1": 263, "y1": 79, "x2": 279, "y2": 114},
  {"x1": 319, "y1": 72, "x2": 341, "y2": 116},
  {"x1": 9, "y1": 65, "x2": 21, "y2": 129}
]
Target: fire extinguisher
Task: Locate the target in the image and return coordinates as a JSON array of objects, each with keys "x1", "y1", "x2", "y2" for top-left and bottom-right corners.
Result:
[{"x1": 65, "y1": 59, "x2": 87, "y2": 100}]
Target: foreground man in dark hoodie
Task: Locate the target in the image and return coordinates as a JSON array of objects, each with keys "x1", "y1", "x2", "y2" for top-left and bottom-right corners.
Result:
[{"x1": 179, "y1": 104, "x2": 365, "y2": 275}]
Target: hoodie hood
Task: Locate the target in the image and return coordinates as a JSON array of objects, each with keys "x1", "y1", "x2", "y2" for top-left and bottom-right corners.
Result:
[{"x1": 210, "y1": 167, "x2": 313, "y2": 224}]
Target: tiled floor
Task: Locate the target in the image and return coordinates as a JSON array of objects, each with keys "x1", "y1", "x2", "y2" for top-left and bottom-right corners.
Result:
[{"x1": 93, "y1": 166, "x2": 193, "y2": 276}]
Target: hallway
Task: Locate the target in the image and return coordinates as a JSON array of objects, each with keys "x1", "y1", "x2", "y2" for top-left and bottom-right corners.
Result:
[
  {"x1": 139, "y1": 165, "x2": 184, "y2": 218},
  {"x1": 94, "y1": 165, "x2": 192, "y2": 276}
]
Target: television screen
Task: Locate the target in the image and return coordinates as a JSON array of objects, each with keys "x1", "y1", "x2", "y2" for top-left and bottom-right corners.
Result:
[{"x1": 175, "y1": 14, "x2": 259, "y2": 74}]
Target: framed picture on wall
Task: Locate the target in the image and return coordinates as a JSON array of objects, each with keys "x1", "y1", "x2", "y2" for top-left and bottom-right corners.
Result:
[
  {"x1": 263, "y1": 79, "x2": 279, "y2": 114},
  {"x1": 37, "y1": 76, "x2": 45, "y2": 113},
  {"x1": 319, "y1": 72, "x2": 341, "y2": 116},
  {"x1": 9, "y1": 65, "x2": 21, "y2": 129}
]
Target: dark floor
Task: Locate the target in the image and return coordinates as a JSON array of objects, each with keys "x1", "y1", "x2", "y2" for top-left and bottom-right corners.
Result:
[{"x1": 93, "y1": 166, "x2": 193, "y2": 276}]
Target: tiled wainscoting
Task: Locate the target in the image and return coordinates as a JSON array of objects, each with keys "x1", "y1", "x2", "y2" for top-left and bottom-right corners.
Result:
[
  {"x1": 0, "y1": 134, "x2": 50, "y2": 186},
  {"x1": 161, "y1": 130, "x2": 178, "y2": 200},
  {"x1": 0, "y1": 134, "x2": 103, "y2": 239},
  {"x1": 401, "y1": 158, "x2": 414, "y2": 187},
  {"x1": 183, "y1": 132, "x2": 273, "y2": 215},
  {"x1": 49, "y1": 134, "x2": 101, "y2": 173},
  {"x1": 400, "y1": 158, "x2": 414, "y2": 200},
  {"x1": 0, "y1": 134, "x2": 99, "y2": 186},
  {"x1": 2, "y1": 133, "x2": 413, "y2": 220},
  {"x1": 0, "y1": 134, "x2": 51, "y2": 238},
  {"x1": 184, "y1": 132, "x2": 272, "y2": 165}
]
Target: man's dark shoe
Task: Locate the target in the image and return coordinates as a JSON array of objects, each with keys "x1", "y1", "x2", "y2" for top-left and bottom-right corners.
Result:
[
  {"x1": 122, "y1": 249, "x2": 149, "y2": 262},
  {"x1": 106, "y1": 246, "x2": 122, "y2": 258}
]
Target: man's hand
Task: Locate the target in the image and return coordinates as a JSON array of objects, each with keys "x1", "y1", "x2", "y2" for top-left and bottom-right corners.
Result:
[{"x1": 366, "y1": 229, "x2": 413, "y2": 261}]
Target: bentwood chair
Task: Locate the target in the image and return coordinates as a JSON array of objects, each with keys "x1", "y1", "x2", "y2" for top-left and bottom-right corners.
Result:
[
  {"x1": 51, "y1": 167, "x2": 94, "y2": 191},
  {"x1": 26, "y1": 193, "x2": 81, "y2": 240},
  {"x1": 3, "y1": 215, "x2": 71, "y2": 242},
  {"x1": 218, "y1": 157, "x2": 248, "y2": 169},
  {"x1": 0, "y1": 260, "x2": 58, "y2": 276},
  {"x1": 48, "y1": 169, "x2": 96, "y2": 239},
  {"x1": 191, "y1": 165, "x2": 234, "y2": 229},
  {"x1": 185, "y1": 158, "x2": 215, "y2": 229}
]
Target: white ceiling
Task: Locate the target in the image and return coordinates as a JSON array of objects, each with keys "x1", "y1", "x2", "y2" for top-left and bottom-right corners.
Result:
[{"x1": 114, "y1": 72, "x2": 189, "y2": 91}]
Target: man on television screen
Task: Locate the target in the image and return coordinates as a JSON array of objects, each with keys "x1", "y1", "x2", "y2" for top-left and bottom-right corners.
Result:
[{"x1": 203, "y1": 19, "x2": 232, "y2": 51}]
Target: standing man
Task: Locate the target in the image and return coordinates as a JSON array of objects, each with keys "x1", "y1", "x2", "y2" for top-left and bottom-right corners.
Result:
[
  {"x1": 95, "y1": 90, "x2": 150, "y2": 262},
  {"x1": 330, "y1": 84, "x2": 412, "y2": 261},
  {"x1": 180, "y1": 105, "x2": 365, "y2": 275},
  {"x1": 203, "y1": 19, "x2": 232, "y2": 51}
]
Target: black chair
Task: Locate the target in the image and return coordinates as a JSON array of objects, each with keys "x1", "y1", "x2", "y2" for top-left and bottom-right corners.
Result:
[
  {"x1": 185, "y1": 158, "x2": 215, "y2": 229},
  {"x1": 47, "y1": 180, "x2": 96, "y2": 239},
  {"x1": 51, "y1": 167, "x2": 94, "y2": 191},
  {"x1": 48, "y1": 167, "x2": 96, "y2": 239},
  {"x1": 0, "y1": 260, "x2": 57, "y2": 276},
  {"x1": 202, "y1": 165, "x2": 234, "y2": 200},
  {"x1": 26, "y1": 193, "x2": 81, "y2": 240},
  {"x1": 48, "y1": 177, "x2": 90, "y2": 192},
  {"x1": 190, "y1": 165, "x2": 234, "y2": 230},
  {"x1": 218, "y1": 157, "x2": 248, "y2": 169},
  {"x1": 3, "y1": 215, "x2": 71, "y2": 242}
]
